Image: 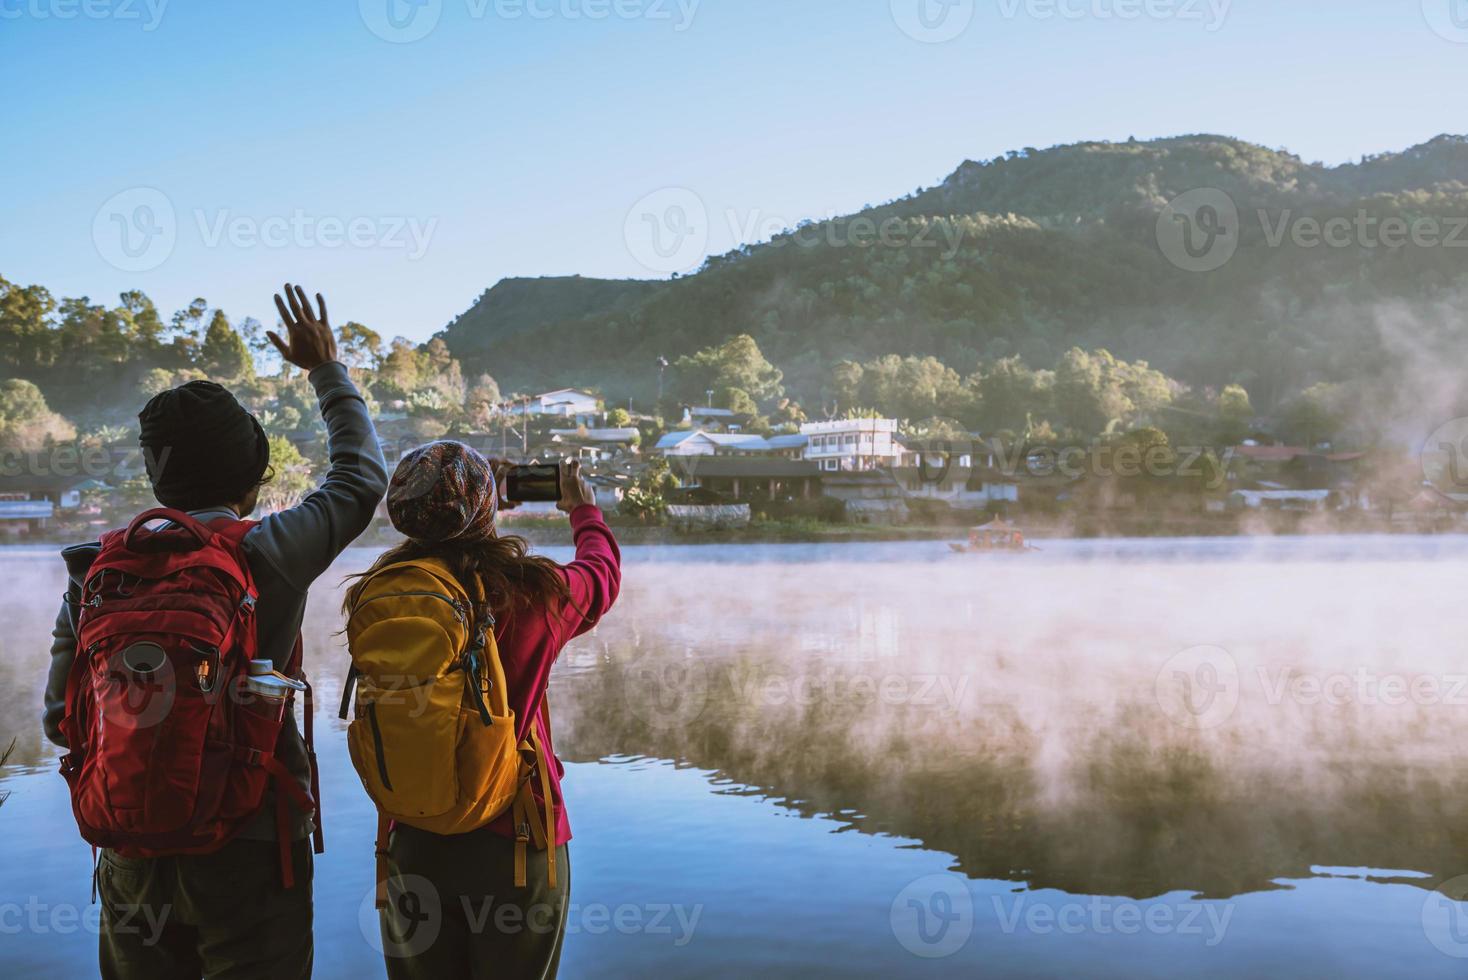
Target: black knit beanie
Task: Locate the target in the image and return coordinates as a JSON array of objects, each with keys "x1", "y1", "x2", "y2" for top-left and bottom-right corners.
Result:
[{"x1": 138, "y1": 381, "x2": 271, "y2": 510}]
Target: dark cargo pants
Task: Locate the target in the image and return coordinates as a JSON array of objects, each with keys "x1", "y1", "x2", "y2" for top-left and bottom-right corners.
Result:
[
  {"x1": 381, "y1": 825, "x2": 569, "y2": 980},
  {"x1": 97, "y1": 837, "x2": 313, "y2": 980}
]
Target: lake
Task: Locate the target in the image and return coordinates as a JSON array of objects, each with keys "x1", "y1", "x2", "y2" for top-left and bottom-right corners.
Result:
[{"x1": 4, "y1": 535, "x2": 1468, "y2": 977}]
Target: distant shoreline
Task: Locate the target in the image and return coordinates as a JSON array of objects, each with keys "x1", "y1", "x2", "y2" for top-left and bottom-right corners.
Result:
[{"x1": 8, "y1": 513, "x2": 1462, "y2": 549}]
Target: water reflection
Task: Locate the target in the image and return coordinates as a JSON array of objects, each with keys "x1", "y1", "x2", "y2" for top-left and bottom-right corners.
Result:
[
  {"x1": 549, "y1": 550, "x2": 1468, "y2": 901},
  {"x1": 6, "y1": 542, "x2": 1468, "y2": 909}
]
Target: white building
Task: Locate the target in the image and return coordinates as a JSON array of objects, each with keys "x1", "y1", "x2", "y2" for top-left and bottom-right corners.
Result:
[
  {"x1": 656, "y1": 430, "x2": 807, "y2": 458},
  {"x1": 800, "y1": 419, "x2": 901, "y2": 472},
  {"x1": 507, "y1": 388, "x2": 601, "y2": 423},
  {"x1": 548, "y1": 427, "x2": 641, "y2": 462}
]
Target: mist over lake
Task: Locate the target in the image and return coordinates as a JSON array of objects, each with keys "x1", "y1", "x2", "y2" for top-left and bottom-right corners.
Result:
[{"x1": 5, "y1": 537, "x2": 1468, "y2": 978}]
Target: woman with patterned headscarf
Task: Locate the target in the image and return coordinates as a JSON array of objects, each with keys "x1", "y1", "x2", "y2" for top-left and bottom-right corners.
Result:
[{"x1": 345, "y1": 441, "x2": 621, "y2": 979}]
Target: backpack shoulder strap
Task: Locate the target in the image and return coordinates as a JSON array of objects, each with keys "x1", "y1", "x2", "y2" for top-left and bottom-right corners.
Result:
[
  {"x1": 350, "y1": 558, "x2": 468, "y2": 609},
  {"x1": 210, "y1": 518, "x2": 260, "y2": 548}
]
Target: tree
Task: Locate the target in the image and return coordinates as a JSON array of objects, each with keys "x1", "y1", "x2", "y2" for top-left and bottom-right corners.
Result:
[
  {"x1": 199, "y1": 310, "x2": 254, "y2": 381},
  {"x1": 169, "y1": 298, "x2": 209, "y2": 363},
  {"x1": 605, "y1": 407, "x2": 632, "y2": 428},
  {"x1": 138, "y1": 368, "x2": 175, "y2": 398},
  {"x1": 1283, "y1": 383, "x2": 1346, "y2": 447},
  {"x1": 674, "y1": 334, "x2": 784, "y2": 408},
  {"x1": 375, "y1": 337, "x2": 465, "y2": 408},
  {"x1": 771, "y1": 398, "x2": 807, "y2": 427},
  {"x1": 1215, "y1": 383, "x2": 1254, "y2": 444},
  {"x1": 0, "y1": 276, "x2": 58, "y2": 371},
  {"x1": 827, "y1": 360, "x2": 864, "y2": 412},
  {"x1": 1051, "y1": 348, "x2": 1173, "y2": 438},
  {"x1": 973, "y1": 357, "x2": 1052, "y2": 433},
  {"x1": 259, "y1": 435, "x2": 313, "y2": 512},
  {"x1": 339, "y1": 321, "x2": 384, "y2": 369},
  {"x1": 1218, "y1": 383, "x2": 1253, "y2": 422},
  {"x1": 714, "y1": 386, "x2": 758, "y2": 416},
  {"x1": 466, "y1": 374, "x2": 503, "y2": 430},
  {"x1": 57, "y1": 297, "x2": 131, "y2": 372},
  {"x1": 236, "y1": 316, "x2": 271, "y2": 369},
  {"x1": 619, "y1": 457, "x2": 678, "y2": 524},
  {"x1": 1054, "y1": 348, "x2": 1130, "y2": 436},
  {"x1": 119, "y1": 290, "x2": 166, "y2": 350},
  {"x1": 0, "y1": 379, "x2": 76, "y2": 449},
  {"x1": 376, "y1": 337, "x2": 425, "y2": 400}
]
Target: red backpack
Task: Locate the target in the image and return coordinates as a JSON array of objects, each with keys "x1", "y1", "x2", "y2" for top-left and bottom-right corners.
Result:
[{"x1": 58, "y1": 508, "x2": 322, "y2": 888}]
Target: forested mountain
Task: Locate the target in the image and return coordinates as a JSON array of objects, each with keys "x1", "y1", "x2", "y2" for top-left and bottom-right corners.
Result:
[
  {"x1": 445, "y1": 276, "x2": 658, "y2": 353},
  {"x1": 3, "y1": 134, "x2": 1467, "y2": 456},
  {"x1": 437, "y1": 134, "x2": 1468, "y2": 436}
]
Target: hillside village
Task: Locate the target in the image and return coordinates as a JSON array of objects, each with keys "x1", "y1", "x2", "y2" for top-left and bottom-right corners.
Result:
[
  {"x1": 5, "y1": 133, "x2": 1468, "y2": 539},
  {"x1": 7, "y1": 381, "x2": 1455, "y2": 541}
]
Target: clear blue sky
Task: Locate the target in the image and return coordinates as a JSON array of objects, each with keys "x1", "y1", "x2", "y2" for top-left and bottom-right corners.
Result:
[{"x1": 2, "y1": 0, "x2": 1465, "y2": 342}]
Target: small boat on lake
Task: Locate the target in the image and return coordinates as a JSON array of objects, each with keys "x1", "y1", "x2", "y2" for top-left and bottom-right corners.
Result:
[{"x1": 949, "y1": 519, "x2": 1036, "y2": 553}]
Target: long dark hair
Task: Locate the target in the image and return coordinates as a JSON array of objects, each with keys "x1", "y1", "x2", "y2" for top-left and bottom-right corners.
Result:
[{"x1": 344, "y1": 531, "x2": 572, "y2": 624}]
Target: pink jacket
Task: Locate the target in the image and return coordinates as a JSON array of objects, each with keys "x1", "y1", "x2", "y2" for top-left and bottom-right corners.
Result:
[{"x1": 486, "y1": 504, "x2": 621, "y2": 845}]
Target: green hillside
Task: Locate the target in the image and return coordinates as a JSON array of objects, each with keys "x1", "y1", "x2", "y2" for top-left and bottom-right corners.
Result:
[{"x1": 439, "y1": 134, "x2": 1468, "y2": 424}]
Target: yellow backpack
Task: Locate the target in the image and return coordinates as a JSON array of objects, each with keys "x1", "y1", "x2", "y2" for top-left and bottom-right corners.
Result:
[{"x1": 341, "y1": 558, "x2": 557, "y2": 905}]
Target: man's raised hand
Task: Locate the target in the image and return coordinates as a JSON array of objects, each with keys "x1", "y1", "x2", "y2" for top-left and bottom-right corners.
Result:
[{"x1": 269, "y1": 284, "x2": 339, "y2": 372}]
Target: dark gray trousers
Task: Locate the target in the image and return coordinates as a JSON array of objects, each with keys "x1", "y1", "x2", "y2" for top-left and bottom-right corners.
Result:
[{"x1": 381, "y1": 825, "x2": 569, "y2": 980}]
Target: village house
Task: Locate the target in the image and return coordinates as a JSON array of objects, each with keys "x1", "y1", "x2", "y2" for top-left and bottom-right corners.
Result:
[
  {"x1": 505, "y1": 388, "x2": 602, "y2": 425},
  {"x1": 800, "y1": 419, "x2": 901, "y2": 472},
  {"x1": 670, "y1": 456, "x2": 822, "y2": 502},
  {"x1": 680, "y1": 406, "x2": 750, "y2": 432},
  {"x1": 819, "y1": 470, "x2": 910, "y2": 525},
  {"x1": 1227, "y1": 443, "x2": 1369, "y2": 510},
  {"x1": 656, "y1": 429, "x2": 807, "y2": 459},
  {"x1": 0, "y1": 472, "x2": 87, "y2": 535},
  {"x1": 548, "y1": 427, "x2": 641, "y2": 463}
]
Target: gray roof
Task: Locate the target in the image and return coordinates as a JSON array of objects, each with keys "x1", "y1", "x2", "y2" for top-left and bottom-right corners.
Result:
[
  {"x1": 551, "y1": 427, "x2": 640, "y2": 443},
  {"x1": 682, "y1": 458, "x2": 821, "y2": 479}
]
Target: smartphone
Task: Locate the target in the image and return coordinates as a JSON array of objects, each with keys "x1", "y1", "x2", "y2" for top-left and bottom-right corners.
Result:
[{"x1": 505, "y1": 463, "x2": 562, "y2": 503}]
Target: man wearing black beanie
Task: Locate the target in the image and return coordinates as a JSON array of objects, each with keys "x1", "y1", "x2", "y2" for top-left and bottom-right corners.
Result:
[
  {"x1": 137, "y1": 380, "x2": 272, "y2": 512},
  {"x1": 42, "y1": 284, "x2": 389, "y2": 979}
]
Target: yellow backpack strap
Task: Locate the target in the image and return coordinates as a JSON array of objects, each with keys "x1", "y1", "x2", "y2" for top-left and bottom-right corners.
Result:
[
  {"x1": 511, "y1": 695, "x2": 557, "y2": 890},
  {"x1": 374, "y1": 810, "x2": 392, "y2": 910},
  {"x1": 533, "y1": 724, "x2": 556, "y2": 889},
  {"x1": 512, "y1": 792, "x2": 529, "y2": 888}
]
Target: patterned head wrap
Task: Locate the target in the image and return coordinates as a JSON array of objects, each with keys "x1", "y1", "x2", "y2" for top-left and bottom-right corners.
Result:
[{"x1": 387, "y1": 441, "x2": 498, "y2": 544}]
